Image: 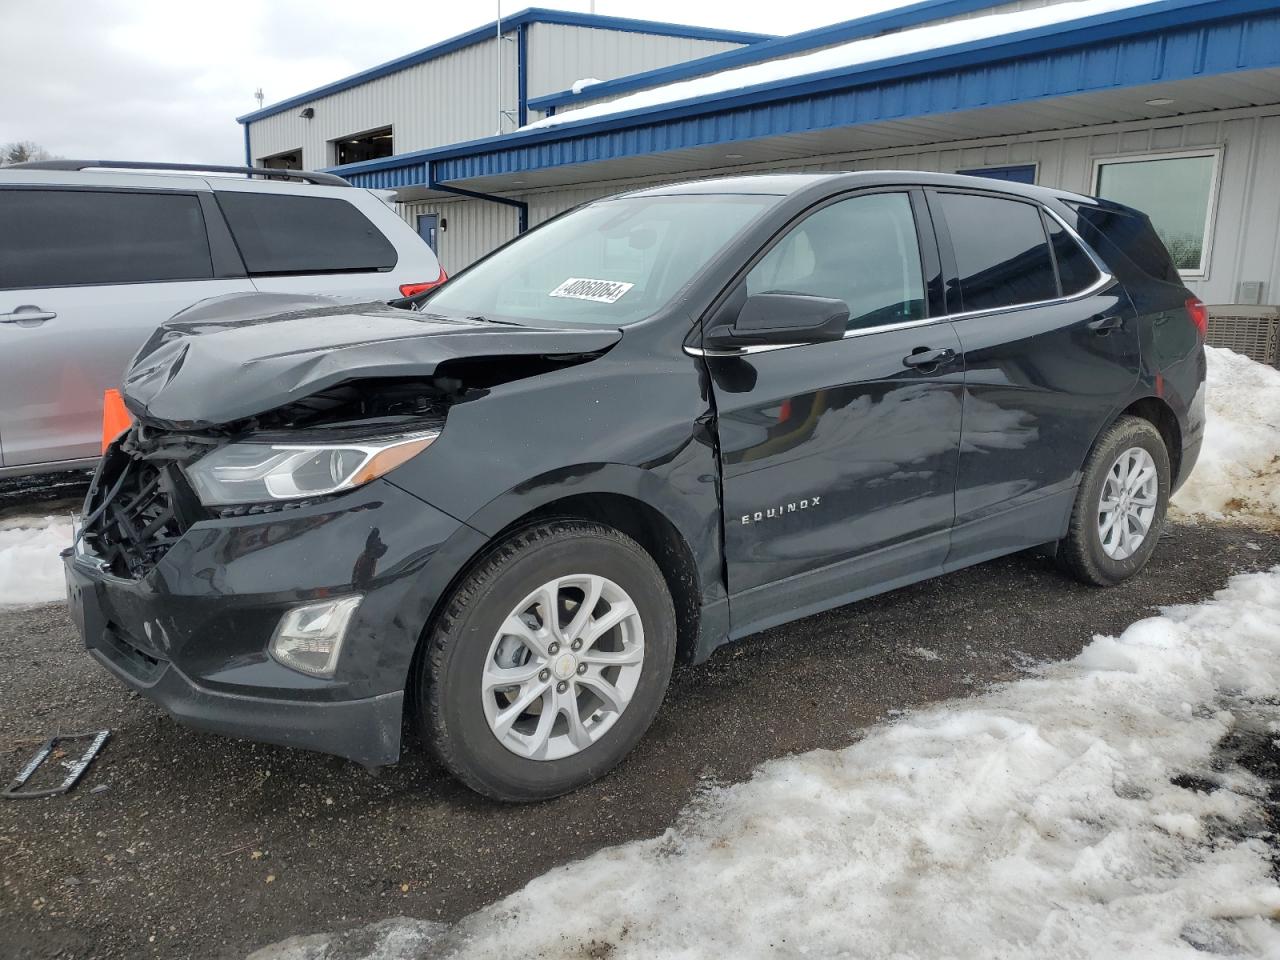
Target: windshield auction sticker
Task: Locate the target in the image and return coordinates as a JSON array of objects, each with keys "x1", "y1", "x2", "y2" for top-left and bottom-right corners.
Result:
[{"x1": 549, "y1": 278, "x2": 635, "y2": 304}]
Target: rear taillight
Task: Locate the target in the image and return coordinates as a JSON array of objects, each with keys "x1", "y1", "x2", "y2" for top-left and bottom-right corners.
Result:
[
  {"x1": 399, "y1": 267, "x2": 447, "y2": 298},
  {"x1": 1185, "y1": 296, "x2": 1208, "y2": 339}
]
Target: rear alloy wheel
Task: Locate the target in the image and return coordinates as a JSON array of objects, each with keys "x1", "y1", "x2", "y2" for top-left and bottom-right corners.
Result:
[
  {"x1": 1058, "y1": 415, "x2": 1171, "y2": 587},
  {"x1": 1096, "y1": 446, "x2": 1160, "y2": 561},
  {"x1": 419, "y1": 521, "x2": 675, "y2": 801}
]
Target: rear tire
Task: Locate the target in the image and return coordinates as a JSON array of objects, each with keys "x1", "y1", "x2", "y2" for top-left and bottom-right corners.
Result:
[
  {"x1": 1057, "y1": 415, "x2": 1170, "y2": 587},
  {"x1": 418, "y1": 520, "x2": 676, "y2": 802}
]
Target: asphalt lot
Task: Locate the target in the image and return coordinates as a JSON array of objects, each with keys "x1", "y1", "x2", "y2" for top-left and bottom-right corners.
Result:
[{"x1": 1, "y1": 484, "x2": 1277, "y2": 958}]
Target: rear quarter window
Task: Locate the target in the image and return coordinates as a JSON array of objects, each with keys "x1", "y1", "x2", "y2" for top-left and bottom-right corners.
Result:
[
  {"x1": 0, "y1": 188, "x2": 213, "y2": 289},
  {"x1": 1070, "y1": 204, "x2": 1181, "y2": 285},
  {"x1": 216, "y1": 192, "x2": 397, "y2": 276},
  {"x1": 1045, "y1": 217, "x2": 1100, "y2": 296}
]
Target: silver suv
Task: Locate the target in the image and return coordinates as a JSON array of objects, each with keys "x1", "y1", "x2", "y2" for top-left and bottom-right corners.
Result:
[{"x1": 0, "y1": 161, "x2": 443, "y2": 477}]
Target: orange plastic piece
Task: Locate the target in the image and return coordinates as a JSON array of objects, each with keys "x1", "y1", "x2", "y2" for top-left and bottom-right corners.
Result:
[{"x1": 101, "y1": 389, "x2": 133, "y2": 452}]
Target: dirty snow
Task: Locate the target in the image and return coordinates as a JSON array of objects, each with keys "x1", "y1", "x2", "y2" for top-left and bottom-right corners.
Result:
[
  {"x1": 0, "y1": 515, "x2": 71, "y2": 606},
  {"x1": 256, "y1": 567, "x2": 1280, "y2": 959},
  {"x1": 525, "y1": 0, "x2": 1152, "y2": 130},
  {"x1": 1172, "y1": 347, "x2": 1280, "y2": 523}
]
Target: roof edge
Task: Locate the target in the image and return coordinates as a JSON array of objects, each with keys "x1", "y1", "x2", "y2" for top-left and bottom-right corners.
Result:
[
  {"x1": 527, "y1": 0, "x2": 1004, "y2": 113},
  {"x1": 237, "y1": 7, "x2": 772, "y2": 125},
  {"x1": 328, "y1": 0, "x2": 1259, "y2": 181}
]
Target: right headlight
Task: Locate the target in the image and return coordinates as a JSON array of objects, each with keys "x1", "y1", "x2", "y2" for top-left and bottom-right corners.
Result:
[{"x1": 184, "y1": 430, "x2": 438, "y2": 507}]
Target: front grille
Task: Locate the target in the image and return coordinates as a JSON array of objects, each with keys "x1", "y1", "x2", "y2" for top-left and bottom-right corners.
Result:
[{"x1": 84, "y1": 430, "x2": 209, "y2": 579}]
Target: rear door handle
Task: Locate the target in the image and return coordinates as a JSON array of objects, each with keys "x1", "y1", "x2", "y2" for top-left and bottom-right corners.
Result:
[
  {"x1": 902, "y1": 347, "x2": 956, "y2": 369},
  {"x1": 1087, "y1": 314, "x2": 1123, "y2": 334},
  {"x1": 0, "y1": 305, "x2": 57, "y2": 325}
]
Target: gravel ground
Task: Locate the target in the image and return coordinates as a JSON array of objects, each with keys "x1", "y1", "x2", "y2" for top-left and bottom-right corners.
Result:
[{"x1": 1, "y1": 517, "x2": 1277, "y2": 960}]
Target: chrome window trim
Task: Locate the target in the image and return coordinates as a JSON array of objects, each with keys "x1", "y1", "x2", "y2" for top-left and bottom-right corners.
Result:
[{"x1": 686, "y1": 202, "x2": 1113, "y2": 358}]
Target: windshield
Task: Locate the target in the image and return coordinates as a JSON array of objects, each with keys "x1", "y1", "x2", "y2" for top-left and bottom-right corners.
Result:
[{"x1": 423, "y1": 193, "x2": 780, "y2": 326}]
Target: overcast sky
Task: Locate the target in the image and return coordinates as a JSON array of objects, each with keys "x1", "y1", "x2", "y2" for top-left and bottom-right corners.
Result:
[{"x1": 0, "y1": 0, "x2": 910, "y2": 166}]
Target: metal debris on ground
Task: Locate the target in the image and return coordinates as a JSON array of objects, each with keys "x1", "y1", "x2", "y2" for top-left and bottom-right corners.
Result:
[{"x1": 3, "y1": 730, "x2": 110, "y2": 799}]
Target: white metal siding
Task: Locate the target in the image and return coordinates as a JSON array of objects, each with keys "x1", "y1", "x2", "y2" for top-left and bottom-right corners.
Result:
[
  {"x1": 525, "y1": 24, "x2": 742, "y2": 101},
  {"x1": 397, "y1": 198, "x2": 517, "y2": 276},
  {"x1": 247, "y1": 36, "x2": 519, "y2": 169},
  {"x1": 429, "y1": 105, "x2": 1280, "y2": 306}
]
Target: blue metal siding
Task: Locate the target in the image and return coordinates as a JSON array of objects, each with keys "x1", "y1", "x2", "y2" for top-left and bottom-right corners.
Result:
[
  {"x1": 424, "y1": 2, "x2": 1280, "y2": 184},
  {"x1": 525, "y1": 0, "x2": 1006, "y2": 114}
]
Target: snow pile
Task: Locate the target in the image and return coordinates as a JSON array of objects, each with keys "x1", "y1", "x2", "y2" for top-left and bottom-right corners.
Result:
[
  {"x1": 525, "y1": 0, "x2": 1152, "y2": 130},
  {"x1": 257, "y1": 568, "x2": 1280, "y2": 960},
  {"x1": 1173, "y1": 347, "x2": 1280, "y2": 522},
  {"x1": 0, "y1": 515, "x2": 71, "y2": 606}
]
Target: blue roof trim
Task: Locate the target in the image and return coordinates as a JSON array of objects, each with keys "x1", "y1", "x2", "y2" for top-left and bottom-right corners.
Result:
[
  {"x1": 236, "y1": 7, "x2": 771, "y2": 125},
  {"x1": 329, "y1": 0, "x2": 1273, "y2": 187},
  {"x1": 526, "y1": 0, "x2": 1003, "y2": 114}
]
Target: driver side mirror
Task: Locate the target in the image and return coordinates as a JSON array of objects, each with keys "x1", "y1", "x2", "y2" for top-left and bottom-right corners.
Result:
[{"x1": 706, "y1": 292, "x2": 849, "y2": 349}]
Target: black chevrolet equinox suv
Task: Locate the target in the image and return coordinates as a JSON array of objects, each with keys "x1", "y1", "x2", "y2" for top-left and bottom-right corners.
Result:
[{"x1": 65, "y1": 172, "x2": 1206, "y2": 800}]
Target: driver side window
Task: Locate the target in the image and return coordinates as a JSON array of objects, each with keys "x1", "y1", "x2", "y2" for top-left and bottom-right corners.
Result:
[{"x1": 746, "y1": 192, "x2": 926, "y2": 332}]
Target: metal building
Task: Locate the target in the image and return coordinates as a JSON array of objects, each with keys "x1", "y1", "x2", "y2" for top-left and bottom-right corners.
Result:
[{"x1": 242, "y1": 0, "x2": 1280, "y2": 358}]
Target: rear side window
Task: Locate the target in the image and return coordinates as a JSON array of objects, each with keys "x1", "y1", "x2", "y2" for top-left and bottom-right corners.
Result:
[
  {"x1": 1045, "y1": 217, "x2": 1100, "y2": 296},
  {"x1": 217, "y1": 192, "x2": 396, "y2": 276},
  {"x1": 0, "y1": 188, "x2": 212, "y2": 290},
  {"x1": 1071, "y1": 204, "x2": 1181, "y2": 284},
  {"x1": 936, "y1": 192, "x2": 1057, "y2": 312}
]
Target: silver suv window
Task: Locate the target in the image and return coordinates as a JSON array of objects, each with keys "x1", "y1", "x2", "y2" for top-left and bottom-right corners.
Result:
[
  {"x1": 0, "y1": 189, "x2": 212, "y2": 289},
  {"x1": 215, "y1": 191, "x2": 397, "y2": 276}
]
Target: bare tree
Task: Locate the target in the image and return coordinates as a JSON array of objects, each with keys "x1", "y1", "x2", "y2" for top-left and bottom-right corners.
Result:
[{"x1": 0, "y1": 141, "x2": 55, "y2": 165}]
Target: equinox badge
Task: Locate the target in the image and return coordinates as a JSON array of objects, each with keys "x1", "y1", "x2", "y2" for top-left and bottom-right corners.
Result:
[{"x1": 742, "y1": 496, "x2": 822, "y2": 525}]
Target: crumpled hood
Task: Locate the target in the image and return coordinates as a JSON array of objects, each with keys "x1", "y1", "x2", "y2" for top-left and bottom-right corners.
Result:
[{"x1": 123, "y1": 293, "x2": 622, "y2": 429}]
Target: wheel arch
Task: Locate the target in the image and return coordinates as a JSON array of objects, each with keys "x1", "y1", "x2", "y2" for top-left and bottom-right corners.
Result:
[
  {"x1": 1114, "y1": 395, "x2": 1183, "y2": 487},
  {"x1": 403, "y1": 464, "x2": 716, "y2": 708}
]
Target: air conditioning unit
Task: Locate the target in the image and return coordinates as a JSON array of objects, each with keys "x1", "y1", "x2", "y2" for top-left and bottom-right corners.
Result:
[{"x1": 1204, "y1": 304, "x2": 1279, "y2": 367}]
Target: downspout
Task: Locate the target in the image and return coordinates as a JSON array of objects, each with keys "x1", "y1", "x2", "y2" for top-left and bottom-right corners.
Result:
[
  {"x1": 241, "y1": 122, "x2": 252, "y2": 167},
  {"x1": 427, "y1": 160, "x2": 528, "y2": 234},
  {"x1": 516, "y1": 23, "x2": 529, "y2": 128}
]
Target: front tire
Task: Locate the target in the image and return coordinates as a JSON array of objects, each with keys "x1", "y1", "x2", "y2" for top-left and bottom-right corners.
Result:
[
  {"x1": 1058, "y1": 415, "x2": 1171, "y2": 587},
  {"x1": 418, "y1": 520, "x2": 676, "y2": 802}
]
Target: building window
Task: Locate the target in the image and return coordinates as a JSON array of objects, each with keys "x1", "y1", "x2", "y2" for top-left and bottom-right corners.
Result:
[
  {"x1": 955, "y1": 164, "x2": 1037, "y2": 184},
  {"x1": 1093, "y1": 150, "x2": 1220, "y2": 276},
  {"x1": 258, "y1": 149, "x2": 302, "y2": 170},
  {"x1": 333, "y1": 126, "x2": 393, "y2": 166}
]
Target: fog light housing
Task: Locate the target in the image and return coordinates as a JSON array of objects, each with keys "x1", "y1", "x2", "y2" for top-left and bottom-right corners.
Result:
[{"x1": 269, "y1": 597, "x2": 362, "y2": 677}]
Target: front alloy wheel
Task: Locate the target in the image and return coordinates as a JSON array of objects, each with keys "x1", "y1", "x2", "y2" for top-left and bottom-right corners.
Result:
[
  {"x1": 483, "y1": 574, "x2": 645, "y2": 761},
  {"x1": 419, "y1": 520, "x2": 676, "y2": 801}
]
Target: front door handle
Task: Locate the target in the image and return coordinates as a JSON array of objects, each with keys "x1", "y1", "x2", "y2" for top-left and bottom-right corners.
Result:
[
  {"x1": 1087, "y1": 314, "x2": 1123, "y2": 334},
  {"x1": 0, "y1": 305, "x2": 57, "y2": 325},
  {"x1": 902, "y1": 347, "x2": 956, "y2": 369}
]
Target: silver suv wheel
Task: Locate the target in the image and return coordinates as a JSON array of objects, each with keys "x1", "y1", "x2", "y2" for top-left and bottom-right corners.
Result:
[
  {"x1": 482, "y1": 574, "x2": 645, "y2": 761},
  {"x1": 1097, "y1": 446, "x2": 1159, "y2": 561}
]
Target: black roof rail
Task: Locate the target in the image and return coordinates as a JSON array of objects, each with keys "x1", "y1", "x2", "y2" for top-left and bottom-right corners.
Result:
[{"x1": 7, "y1": 159, "x2": 351, "y2": 187}]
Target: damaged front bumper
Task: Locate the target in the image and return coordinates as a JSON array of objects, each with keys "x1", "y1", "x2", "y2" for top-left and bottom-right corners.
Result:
[{"x1": 63, "y1": 475, "x2": 465, "y2": 767}]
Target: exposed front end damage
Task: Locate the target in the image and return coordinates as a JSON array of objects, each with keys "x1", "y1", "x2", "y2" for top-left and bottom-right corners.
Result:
[{"x1": 64, "y1": 293, "x2": 623, "y2": 766}]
